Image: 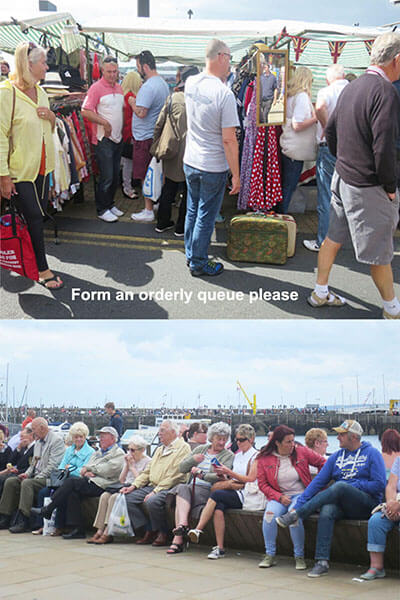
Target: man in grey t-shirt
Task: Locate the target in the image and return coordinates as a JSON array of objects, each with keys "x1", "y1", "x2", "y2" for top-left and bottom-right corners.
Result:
[
  {"x1": 184, "y1": 39, "x2": 240, "y2": 277},
  {"x1": 130, "y1": 50, "x2": 169, "y2": 222}
]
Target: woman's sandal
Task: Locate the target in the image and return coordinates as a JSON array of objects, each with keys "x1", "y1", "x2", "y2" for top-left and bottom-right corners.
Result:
[
  {"x1": 172, "y1": 524, "x2": 189, "y2": 537},
  {"x1": 166, "y1": 543, "x2": 184, "y2": 554},
  {"x1": 38, "y1": 275, "x2": 64, "y2": 290},
  {"x1": 94, "y1": 534, "x2": 113, "y2": 545},
  {"x1": 87, "y1": 531, "x2": 103, "y2": 544}
]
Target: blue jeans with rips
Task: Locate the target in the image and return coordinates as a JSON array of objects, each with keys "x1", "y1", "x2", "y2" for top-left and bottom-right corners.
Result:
[
  {"x1": 263, "y1": 494, "x2": 304, "y2": 557},
  {"x1": 184, "y1": 164, "x2": 228, "y2": 270},
  {"x1": 367, "y1": 511, "x2": 400, "y2": 552},
  {"x1": 295, "y1": 482, "x2": 376, "y2": 560},
  {"x1": 316, "y1": 146, "x2": 336, "y2": 246}
]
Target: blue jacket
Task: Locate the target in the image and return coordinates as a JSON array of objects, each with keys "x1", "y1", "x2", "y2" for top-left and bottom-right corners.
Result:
[
  {"x1": 109, "y1": 410, "x2": 124, "y2": 438},
  {"x1": 295, "y1": 441, "x2": 386, "y2": 509},
  {"x1": 58, "y1": 440, "x2": 95, "y2": 476}
]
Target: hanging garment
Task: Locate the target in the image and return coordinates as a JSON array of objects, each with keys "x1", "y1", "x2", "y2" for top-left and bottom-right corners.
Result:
[
  {"x1": 248, "y1": 126, "x2": 282, "y2": 212},
  {"x1": 238, "y1": 89, "x2": 258, "y2": 210}
]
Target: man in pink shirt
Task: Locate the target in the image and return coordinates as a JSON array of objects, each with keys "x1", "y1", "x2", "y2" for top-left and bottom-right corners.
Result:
[{"x1": 82, "y1": 56, "x2": 124, "y2": 222}]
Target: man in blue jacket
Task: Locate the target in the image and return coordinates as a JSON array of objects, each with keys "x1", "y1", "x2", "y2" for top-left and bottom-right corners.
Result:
[
  {"x1": 104, "y1": 402, "x2": 123, "y2": 441},
  {"x1": 276, "y1": 420, "x2": 386, "y2": 578}
]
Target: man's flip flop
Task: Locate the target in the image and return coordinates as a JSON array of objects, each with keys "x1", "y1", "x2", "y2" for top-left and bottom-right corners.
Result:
[{"x1": 38, "y1": 275, "x2": 64, "y2": 290}]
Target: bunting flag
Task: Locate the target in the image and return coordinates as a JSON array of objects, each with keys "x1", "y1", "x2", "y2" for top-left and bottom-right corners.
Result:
[
  {"x1": 292, "y1": 37, "x2": 310, "y2": 61},
  {"x1": 364, "y1": 40, "x2": 374, "y2": 55},
  {"x1": 328, "y1": 41, "x2": 347, "y2": 63}
]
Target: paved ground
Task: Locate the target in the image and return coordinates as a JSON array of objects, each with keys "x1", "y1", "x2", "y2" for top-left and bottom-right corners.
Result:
[
  {"x1": 0, "y1": 530, "x2": 398, "y2": 600},
  {"x1": 1, "y1": 185, "x2": 399, "y2": 319}
]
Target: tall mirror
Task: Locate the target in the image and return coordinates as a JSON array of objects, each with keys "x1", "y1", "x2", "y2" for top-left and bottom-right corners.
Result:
[{"x1": 256, "y1": 48, "x2": 288, "y2": 127}]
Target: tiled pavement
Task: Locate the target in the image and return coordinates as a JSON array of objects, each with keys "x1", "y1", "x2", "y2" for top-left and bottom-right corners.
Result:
[{"x1": 0, "y1": 531, "x2": 398, "y2": 600}]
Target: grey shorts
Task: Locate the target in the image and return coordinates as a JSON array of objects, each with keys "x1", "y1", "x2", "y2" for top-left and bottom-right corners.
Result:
[{"x1": 327, "y1": 171, "x2": 399, "y2": 265}]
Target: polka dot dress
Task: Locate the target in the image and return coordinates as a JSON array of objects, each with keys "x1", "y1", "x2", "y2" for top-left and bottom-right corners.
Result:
[{"x1": 248, "y1": 126, "x2": 283, "y2": 211}]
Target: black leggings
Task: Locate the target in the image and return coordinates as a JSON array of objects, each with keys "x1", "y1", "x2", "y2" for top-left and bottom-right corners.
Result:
[{"x1": 14, "y1": 175, "x2": 50, "y2": 272}]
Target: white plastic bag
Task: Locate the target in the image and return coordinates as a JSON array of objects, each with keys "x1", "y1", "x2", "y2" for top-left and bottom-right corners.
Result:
[
  {"x1": 142, "y1": 157, "x2": 163, "y2": 202},
  {"x1": 242, "y1": 480, "x2": 266, "y2": 511},
  {"x1": 42, "y1": 496, "x2": 56, "y2": 535},
  {"x1": 107, "y1": 494, "x2": 134, "y2": 537}
]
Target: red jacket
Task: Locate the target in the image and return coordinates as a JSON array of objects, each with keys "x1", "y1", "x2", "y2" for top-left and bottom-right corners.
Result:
[
  {"x1": 257, "y1": 446, "x2": 326, "y2": 502},
  {"x1": 123, "y1": 91, "x2": 136, "y2": 143}
]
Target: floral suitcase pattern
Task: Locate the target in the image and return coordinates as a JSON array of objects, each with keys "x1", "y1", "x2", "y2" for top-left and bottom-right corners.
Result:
[
  {"x1": 265, "y1": 212, "x2": 297, "y2": 258},
  {"x1": 227, "y1": 213, "x2": 288, "y2": 265}
]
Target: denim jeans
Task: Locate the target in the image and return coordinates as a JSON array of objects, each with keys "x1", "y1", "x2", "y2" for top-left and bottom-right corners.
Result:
[
  {"x1": 94, "y1": 138, "x2": 123, "y2": 215},
  {"x1": 295, "y1": 482, "x2": 376, "y2": 560},
  {"x1": 316, "y1": 146, "x2": 336, "y2": 246},
  {"x1": 281, "y1": 153, "x2": 304, "y2": 214},
  {"x1": 367, "y1": 511, "x2": 400, "y2": 552},
  {"x1": 263, "y1": 494, "x2": 304, "y2": 557},
  {"x1": 184, "y1": 164, "x2": 228, "y2": 269}
]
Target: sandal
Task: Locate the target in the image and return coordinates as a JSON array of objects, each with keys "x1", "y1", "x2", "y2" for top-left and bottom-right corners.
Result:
[
  {"x1": 38, "y1": 275, "x2": 64, "y2": 290},
  {"x1": 87, "y1": 531, "x2": 103, "y2": 544},
  {"x1": 166, "y1": 543, "x2": 184, "y2": 554},
  {"x1": 172, "y1": 524, "x2": 189, "y2": 537},
  {"x1": 94, "y1": 534, "x2": 113, "y2": 545}
]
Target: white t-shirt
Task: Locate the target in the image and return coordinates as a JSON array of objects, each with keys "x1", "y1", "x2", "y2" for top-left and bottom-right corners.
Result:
[
  {"x1": 287, "y1": 91, "x2": 313, "y2": 125},
  {"x1": 232, "y1": 446, "x2": 258, "y2": 502},
  {"x1": 316, "y1": 79, "x2": 348, "y2": 143},
  {"x1": 184, "y1": 72, "x2": 239, "y2": 173}
]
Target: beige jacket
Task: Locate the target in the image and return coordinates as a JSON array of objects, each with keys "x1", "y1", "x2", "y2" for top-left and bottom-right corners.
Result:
[
  {"x1": 84, "y1": 444, "x2": 125, "y2": 489},
  {"x1": 134, "y1": 437, "x2": 190, "y2": 494},
  {"x1": 25, "y1": 430, "x2": 65, "y2": 480}
]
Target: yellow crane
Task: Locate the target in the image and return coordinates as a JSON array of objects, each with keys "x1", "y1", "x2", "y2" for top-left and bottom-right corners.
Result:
[{"x1": 237, "y1": 380, "x2": 257, "y2": 415}]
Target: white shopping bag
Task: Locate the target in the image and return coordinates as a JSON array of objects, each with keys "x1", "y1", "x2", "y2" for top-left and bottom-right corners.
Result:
[
  {"x1": 107, "y1": 494, "x2": 135, "y2": 537},
  {"x1": 142, "y1": 157, "x2": 163, "y2": 202},
  {"x1": 42, "y1": 496, "x2": 56, "y2": 535}
]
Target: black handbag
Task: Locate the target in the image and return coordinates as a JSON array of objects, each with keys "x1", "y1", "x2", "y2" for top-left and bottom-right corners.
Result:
[{"x1": 49, "y1": 465, "x2": 77, "y2": 488}]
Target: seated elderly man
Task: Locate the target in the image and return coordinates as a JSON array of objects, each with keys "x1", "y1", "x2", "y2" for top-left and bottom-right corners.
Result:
[
  {"x1": 277, "y1": 420, "x2": 386, "y2": 577},
  {"x1": 0, "y1": 418, "x2": 65, "y2": 533},
  {"x1": 0, "y1": 427, "x2": 35, "y2": 497},
  {"x1": 33, "y1": 426, "x2": 124, "y2": 539},
  {"x1": 121, "y1": 420, "x2": 190, "y2": 546}
]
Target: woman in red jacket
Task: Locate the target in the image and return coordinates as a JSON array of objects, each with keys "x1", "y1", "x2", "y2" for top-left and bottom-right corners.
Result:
[
  {"x1": 121, "y1": 71, "x2": 142, "y2": 198},
  {"x1": 257, "y1": 425, "x2": 326, "y2": 570}
]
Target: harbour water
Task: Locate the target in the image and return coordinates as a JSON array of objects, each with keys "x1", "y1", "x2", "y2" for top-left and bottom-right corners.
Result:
[{"x1": 256, "y1": 434, "x2": 381, "y2": 453}]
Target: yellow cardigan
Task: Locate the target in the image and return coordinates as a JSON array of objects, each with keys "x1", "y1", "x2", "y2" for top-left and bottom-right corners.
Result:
[
  {"x1": 0, "y1": 79, "x2": 55, "y2": 182},
  {"x1": 133, "y1": 437, "x2": 191, "y2": 494}
]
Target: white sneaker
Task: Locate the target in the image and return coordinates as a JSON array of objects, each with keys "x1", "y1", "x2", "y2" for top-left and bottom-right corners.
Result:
[
  {"x1": 303, "y1": 239, "x2": 320, "y2": 252},
  {"x1": 111, "y1": 206, "x2": 124, "y2": 217},
  {"x1": 98, "y1": 209, "x2": 118, "y2": 223},
  {"x1": 208, "y1": 546, "x2": 225, "y2": 559},
  {"x1": 131, "y1": 209, "x2": 154, "y2": 222}
]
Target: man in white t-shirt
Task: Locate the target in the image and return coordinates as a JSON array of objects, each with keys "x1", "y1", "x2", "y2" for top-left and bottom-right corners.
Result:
[
  {"x1": 303, "y1": 64, "x2": 348, "y2": 252},
  {"x1": 184, "y1": 39, "x2": 240, "y2": 277},
  {"x1": 82, "y1": 56, "x2": 124, "y2": 223}
]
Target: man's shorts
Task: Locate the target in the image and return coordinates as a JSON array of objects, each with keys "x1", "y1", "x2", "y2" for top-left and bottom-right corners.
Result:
[
  {"x1": 327, "y1": 171, "x2": 399, "y2": 265},
  {"x1": 132, "y1": 138, "x2": 153, "y2": 181}
]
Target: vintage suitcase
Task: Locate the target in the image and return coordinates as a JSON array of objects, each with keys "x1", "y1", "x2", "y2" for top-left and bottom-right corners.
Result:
[
  {"x1": 266, "y1": 212, "x2": 297, "y2": 257},
  {"x1": 227, "y1": 213, "x2": 288, "y2": 265}
]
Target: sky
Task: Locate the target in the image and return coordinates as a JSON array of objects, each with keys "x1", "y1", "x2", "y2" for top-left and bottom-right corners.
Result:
[
  {"x1": 0, "y1": 0, "x2": 399, "y2": 28},
  {"x1": 0, "y1": 321, "x2": 398, "y2": 410}
]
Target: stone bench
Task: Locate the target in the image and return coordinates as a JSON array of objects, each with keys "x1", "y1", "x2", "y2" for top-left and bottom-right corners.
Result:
[{"x1": 81, "y1": 498, "x2": 399, "y2": 570}]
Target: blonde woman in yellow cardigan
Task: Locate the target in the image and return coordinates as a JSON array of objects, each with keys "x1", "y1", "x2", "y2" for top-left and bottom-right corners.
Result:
[{"x1": 0, "y1": 42, "x2": 63, "y2": 289}]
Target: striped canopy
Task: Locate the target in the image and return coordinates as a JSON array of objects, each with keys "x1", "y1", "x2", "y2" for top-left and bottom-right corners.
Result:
[{"x1": 0, "y1": 13, "x2": 384, "y2": 96}]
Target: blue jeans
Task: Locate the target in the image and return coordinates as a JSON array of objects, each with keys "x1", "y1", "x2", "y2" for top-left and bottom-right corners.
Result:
[
  {"x1": 281, "y1": 153, "x2": 303, "y2": 214},
  {"x1": 295, "y1": 482, "x2": 376, "y2": 560},
  {"x1": 94, "y1": 138, "x2": 123, "y2": 215},
  {"x1": 263, "y1": 494, "x2": 304, "y2": 557},
  {"x1": 367, "y1": 511, "x2": 400, "y2": 552},
  {"x1": 184, "y1": 164, "x2": 228, "y2": 269},
  {"x1": 316, "y1": 146, "x2": 336, "y2": 246}
]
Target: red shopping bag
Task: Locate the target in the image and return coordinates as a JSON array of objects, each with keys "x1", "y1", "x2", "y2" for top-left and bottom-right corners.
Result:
[{"x1": 0, "y1": 203, "x2": 39, "y2": 281}]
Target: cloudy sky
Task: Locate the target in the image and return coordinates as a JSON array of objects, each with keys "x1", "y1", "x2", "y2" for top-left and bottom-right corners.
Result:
[
  {"x1": 0, "y1": 321, "x2": 398, "y2": 410},
  {"x1": 0, "y1": 0, "x2": 399, "y2": 27}
]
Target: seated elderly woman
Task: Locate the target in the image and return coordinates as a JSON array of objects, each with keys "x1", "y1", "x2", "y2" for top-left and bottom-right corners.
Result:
[
  {"x1": 188, "y1": 424, "x2": 258, "y2": 559},
  {"x1": 304, "y1": 428, "x2": 329, "y2": 475},
  {"x1": 167, "y1": 421, "x2": 233, "y2": 554},
  {"x1": 87, "y1": 434, "x2": 150, "y2": 544},
  {"x1": 31, "y1": 421, "x2": 95, "y2": 535},
  {"x1": 257, "y1": 425, "x2": 326, "y2": 569},
  {"x1": 360, "y1": 455, "x2": 400, "y2": 580},
  {"x1": 32, "y1": 426, "x2": 124, "y2": 539}
]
